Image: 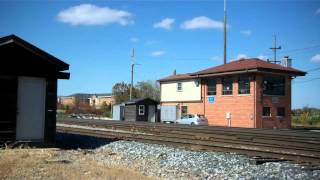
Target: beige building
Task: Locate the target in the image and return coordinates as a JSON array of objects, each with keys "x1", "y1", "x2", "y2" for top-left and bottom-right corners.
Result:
[
  {"x1": 58, "y1": 93, "x2": 113, "y2": 108},
  {"x1": 89, "y1": 94, "x2": 113, "y2": 109}
]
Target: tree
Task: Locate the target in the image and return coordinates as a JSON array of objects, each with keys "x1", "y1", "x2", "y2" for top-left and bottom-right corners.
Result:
[
  {"x1": 135, "y1": 80, "x2": 160, "y2": 101},
  {"x1": 112, "y1": 82, "x2": 139, "y2": 104},
  {"x1": 112, "y1": 80, "x2": 160, "y2": 104}
]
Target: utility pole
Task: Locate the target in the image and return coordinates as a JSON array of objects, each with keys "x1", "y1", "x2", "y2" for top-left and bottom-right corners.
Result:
[
  {"x1": 130, "y1": 48, "x2": 134, "y2": 100},
  {"x1": 223, "y1": 0, "x2": 227, "y2": 64},
  {"x1": 269, "y1": 35, "x2": 281, "y2": 64}
]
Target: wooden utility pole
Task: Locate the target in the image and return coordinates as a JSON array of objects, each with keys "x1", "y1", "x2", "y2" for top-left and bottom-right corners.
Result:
[
  {"x1": 223, "y1": 0, "x2": 227, "y2": 64},
  {"x1": 130, "y1": 48, "x2": 134, "y2": 100}
]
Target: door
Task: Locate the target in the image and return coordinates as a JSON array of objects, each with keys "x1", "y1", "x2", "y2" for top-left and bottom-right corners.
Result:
[
  {"x1": 160, "y1": 105, "x2": 177, "y2": 122},
  {"x1": 148, "y1": 105, "x2": 156, "y2": 122},
  {"x1": 16, "y1": 77, "x2": 46, "y2": 141},
  {"x1": 0, "y1": 76, "x2": 17, "y2": 141}
]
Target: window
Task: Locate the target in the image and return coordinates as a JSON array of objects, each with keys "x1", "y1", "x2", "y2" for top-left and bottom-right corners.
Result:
[
  {"x1": 181, "y1": 106, "x2": 188, "y2": 117},
  {"x1": 263, "y1": 107, "x2": 271, "y2": 117},
  {"x1": 138, "y1": 105, "x2": 145, "y2": 115},
  {"x1": 177, "y1": 82, "x2": 182, "y2": 92},
  {"x1": 263, "y1": 76, "x2": 285, "y2": 96},
  {"x1": 238, "y1": 76, "x2": 250, "y2": 94},
  {"x1": 277, "y1": 107, "x2": 285, "y2": 117},
  {"x1": 207, "y1": 79, "x2": 216, "y2": 95},
  {"x1": 188, "y1": 114, "x2": 195, "y2": 118},
  {"x1": 222, "y1": 77, "x2": 233, "y2": 95}
]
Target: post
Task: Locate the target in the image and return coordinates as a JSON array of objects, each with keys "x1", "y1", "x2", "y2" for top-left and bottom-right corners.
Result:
[
  {"x1": 130, "y1": 63, "x2": 134, "y2": 100},
  {"x1": 223, "y1": 0, "x2": 227, "y2": 64},
  {"x1": 130, "y1": 48, "x2": 134, "y2": 100}
]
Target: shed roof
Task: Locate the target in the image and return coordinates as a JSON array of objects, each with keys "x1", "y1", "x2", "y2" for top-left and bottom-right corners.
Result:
[
  {"x1": 0, "y1": 34, "x2": 69, "y2": 72},
  {"x1": 125, "y1": 98, "x2": 159, "y2": 105}
]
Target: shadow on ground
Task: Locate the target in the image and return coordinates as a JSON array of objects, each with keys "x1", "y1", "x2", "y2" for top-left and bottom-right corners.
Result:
[{"x1": 55, "y1": 133, "x2": 115, "y2": 150}]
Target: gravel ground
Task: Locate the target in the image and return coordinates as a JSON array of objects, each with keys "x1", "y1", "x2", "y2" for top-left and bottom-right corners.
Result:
[{"x1": 92, "y1": 140, "x2": 320, "y2": 180}]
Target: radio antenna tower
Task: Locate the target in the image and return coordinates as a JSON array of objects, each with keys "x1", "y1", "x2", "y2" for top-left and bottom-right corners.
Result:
[{"x1": 269, "y1": 35, "x2": 281, "y2": 64}]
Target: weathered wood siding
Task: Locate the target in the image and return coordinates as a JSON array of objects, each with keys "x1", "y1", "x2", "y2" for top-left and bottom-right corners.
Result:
[
  {"x1": 0, "y1": 76, "x2": 17, "y2": 142},
  {"x1": 44, "y1": 78, "x2": 57, "y2": 144},
  {"x1": 125, "y1": 105, "x2": 136, "y2": 121}
]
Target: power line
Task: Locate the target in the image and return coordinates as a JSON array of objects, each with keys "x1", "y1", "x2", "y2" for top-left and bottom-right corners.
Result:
[
  {"x1": 279, "y1": 45, "x2": 320, "y2": 55},
  {"x1": 306, "y1": 67, "x2": 320, "y2": 73},
  {"x1": 263, "y1": 44, "x2": 320, "y2": 56},
  {"x1": 293, "y1": 77, "x2": 320, "y2": 84}
]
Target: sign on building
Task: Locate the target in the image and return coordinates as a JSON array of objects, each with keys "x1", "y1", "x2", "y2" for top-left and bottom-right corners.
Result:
[{"x1": 208, "y1": 96, "x2": 215, "y2": 104}]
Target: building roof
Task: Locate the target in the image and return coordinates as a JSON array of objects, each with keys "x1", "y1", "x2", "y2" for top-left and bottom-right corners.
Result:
[
  {"x1": 61, "y1": 93, "x2": 112, "y2": 99},
  {"x1": 0, "y1": 34, "x2": 69, "y2": 71},
  {"x1": 158, "y1": 73, "x2": 194, "y2": 82},
  {"x1": 159, "y1": 58, "x2": 306, "y2": 82},
  {"x1": 94, "y1": 93, "x2": 112, "y2": 97},
  {"x1": 191, "y1": 58, "x2": 306, "y2": 76}
]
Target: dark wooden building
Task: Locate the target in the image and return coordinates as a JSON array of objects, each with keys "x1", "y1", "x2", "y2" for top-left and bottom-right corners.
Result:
[
  {"x1": 0, "y1": 34, "x2": 70, "y2": 144},
  {"x1": 123, "y1": 98, "x2": 159, "y2": 122}
]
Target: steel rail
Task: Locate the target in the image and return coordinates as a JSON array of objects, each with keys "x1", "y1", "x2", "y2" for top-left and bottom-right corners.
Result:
[
  {"x1": 56, "y1": 123, "x2": 320, "y2": 166},
  {"x1": 59, "y1": 121, "x2": 320, "y2": 152}
]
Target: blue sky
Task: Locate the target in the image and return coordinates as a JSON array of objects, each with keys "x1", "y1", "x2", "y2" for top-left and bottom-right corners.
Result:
[{"x1": 0, "y1": 0, "x2": 320, "y2": 108}]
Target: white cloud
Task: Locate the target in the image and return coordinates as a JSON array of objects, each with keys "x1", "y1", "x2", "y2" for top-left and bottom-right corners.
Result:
[
  {"x1": 151, "y1": 50, "x2": 166, "y2": 57},
  {"x1": 130, "y1": 37, "x2": 139, "y2": 42},
  {"x1": 236, "y1": 54, "x2": 248, "y2": 60},
  {"x1": 181, "y1": 16, "x2": 225, "y2": 30},
  {"x1": 316, "y1": 8, "x2": 320, "y2": 15},
  {"x1": 153, "y1": 18, "x2": 175, "y2": 30},
  {"x1": 240, "y1": 30, "x2": 252, "y2": 36},
  {"x1": 257, "y1": 55, "x2": 268, "y2": 60},
  {"x1": 311, "y1": 54, "x2": 320, "y2": 63},
  {"x1": 210, "y1": 56, "x2": 221, "y2": 61},
  {"x1": 57, "y1": 4, "x2": 133, "y2": 26}
]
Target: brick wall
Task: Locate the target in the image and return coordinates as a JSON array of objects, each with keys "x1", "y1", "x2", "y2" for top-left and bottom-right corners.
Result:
[
  {"x1": 255, "y1": 74, "x2": 291, "y2": 129},
  {"x1": 202, "y1": 75, "x2": 255, "y2": 128},
  {"x1": 61, "y1": 97, "x2": 75, "y2": 107}
]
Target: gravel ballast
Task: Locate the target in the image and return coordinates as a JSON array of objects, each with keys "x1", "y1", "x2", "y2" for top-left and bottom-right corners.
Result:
[{"x1": 93, "y1": 140, "x2": 320, "y2": 180}]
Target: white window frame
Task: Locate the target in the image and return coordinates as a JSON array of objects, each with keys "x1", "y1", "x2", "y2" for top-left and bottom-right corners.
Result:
[
  {"x1": 138, "y1": 105, "x2": 145, "y2": 115},
  {"x1": 177, "y1": 82, "x2": 183, "y2": 92}
]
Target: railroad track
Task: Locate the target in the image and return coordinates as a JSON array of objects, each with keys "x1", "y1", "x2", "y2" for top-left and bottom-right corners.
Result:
[{"x1": 57, "y1": 118, "x2": 320, "y2": 168}]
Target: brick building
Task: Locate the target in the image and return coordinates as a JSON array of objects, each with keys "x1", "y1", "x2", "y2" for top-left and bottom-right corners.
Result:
[
  {"x1": 159, "y1": 58, "x2": 306, "y2": 129},
  {"x1": 58, "y1": 93, "x2": 113, "y2": 109}
]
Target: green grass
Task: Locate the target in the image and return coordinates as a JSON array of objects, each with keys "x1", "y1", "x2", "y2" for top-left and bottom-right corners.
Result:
[{"x1": 292, "y1": 115, "x2": 320, "y2": 127}]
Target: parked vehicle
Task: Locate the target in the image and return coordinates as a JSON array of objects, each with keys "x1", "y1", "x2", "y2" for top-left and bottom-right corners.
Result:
[{"x1": 175, "y1": 114, "x2": 208, "y2": 125}]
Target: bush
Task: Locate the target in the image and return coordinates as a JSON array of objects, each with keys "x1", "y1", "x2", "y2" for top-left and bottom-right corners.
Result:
[{"x1": 103, "y1": 111, "x2": 111, "y2": 118}]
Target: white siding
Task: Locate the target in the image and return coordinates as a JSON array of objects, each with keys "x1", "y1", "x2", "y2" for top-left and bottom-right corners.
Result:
[{"x1": 161, "y1": 79, "x2": 201, "y2": 102}]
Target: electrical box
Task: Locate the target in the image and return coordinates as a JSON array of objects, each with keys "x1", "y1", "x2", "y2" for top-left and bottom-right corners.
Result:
[{"x1": 226, "y1": 112, "x2": 231, "y2": 119}]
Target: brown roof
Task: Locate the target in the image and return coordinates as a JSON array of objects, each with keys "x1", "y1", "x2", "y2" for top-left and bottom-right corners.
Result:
[
  {"x1": 158, "y1": 73, "x2": 194, "y2": 82},
  {"x1": 159, "y1": 58, "x2": 306, "y2": 82},
  {"x1": 191, "y1": 58, "x2": 306, "y2": 76}
]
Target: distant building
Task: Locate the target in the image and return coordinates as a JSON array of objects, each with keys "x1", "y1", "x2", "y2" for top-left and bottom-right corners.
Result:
[
  {"x1": 89, "y1": 93, "x2": 113, "y2": 109},
  {"x1": 58, "y1": 93, "x2": 113, "y2": 109},
  {"x1": 159, "y1": 58, "x2": 306, "y2": 129}
]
